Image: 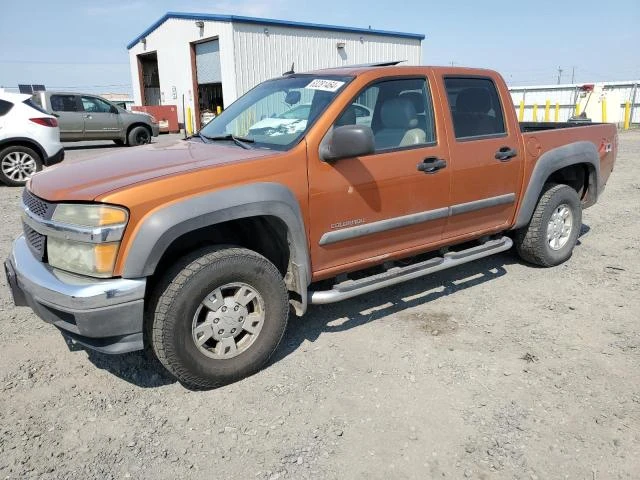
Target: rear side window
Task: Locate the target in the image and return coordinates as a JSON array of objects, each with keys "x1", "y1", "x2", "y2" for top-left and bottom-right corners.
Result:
[
  {"x1": 444, "y1": 77, "x2": 506, "y2": 139},
  {"x1": 51, "y1": 95, "x2": 79, "y2": 112},
  {"x1": 0, "y1": 99, "x2": 13, "y2": 116},
  {"x1": 23, "y1": 98, "x2": 49, "y2": 115}
]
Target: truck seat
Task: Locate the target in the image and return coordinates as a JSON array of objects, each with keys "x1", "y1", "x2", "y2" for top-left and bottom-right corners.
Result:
[
  {"x1": 374, "y1": 98, "x2": 426, "y2": 150},
  {"x1": 452, "y1": 87, "x2": 497, "y2": 137}
]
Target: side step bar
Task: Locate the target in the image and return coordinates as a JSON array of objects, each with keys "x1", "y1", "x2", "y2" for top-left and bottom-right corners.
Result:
[{"x1": 308, "y1": 236, "x2": 513, "y2": 305}]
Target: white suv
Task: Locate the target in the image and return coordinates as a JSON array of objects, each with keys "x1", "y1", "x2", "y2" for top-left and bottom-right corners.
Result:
[{"x1": 0, "y1": 92, "x2": 64, "y2": 186}]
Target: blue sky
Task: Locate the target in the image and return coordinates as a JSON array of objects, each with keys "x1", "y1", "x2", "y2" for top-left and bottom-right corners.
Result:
[{"x1": 1, "y1": 0, "x2": 638, "y2": 94}]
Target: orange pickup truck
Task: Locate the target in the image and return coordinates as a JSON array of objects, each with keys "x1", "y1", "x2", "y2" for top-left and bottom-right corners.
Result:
[{"x1": 5, "y1": 64, "x2": 617, "y2": 388}]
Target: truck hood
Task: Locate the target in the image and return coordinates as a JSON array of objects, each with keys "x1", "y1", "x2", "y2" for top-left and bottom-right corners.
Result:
[{"x1": 29, "y1": 138, "x2": 275, "y2": 201}]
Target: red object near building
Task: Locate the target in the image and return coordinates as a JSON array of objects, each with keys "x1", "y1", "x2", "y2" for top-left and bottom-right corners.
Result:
[{"x1": 131, "y1": 105, "x2": 179, "y2": 133}]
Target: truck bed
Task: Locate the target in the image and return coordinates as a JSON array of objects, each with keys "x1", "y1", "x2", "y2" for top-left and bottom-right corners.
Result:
[{"x1": 519, "y1": 121, "x2": 604, "y2": 132}]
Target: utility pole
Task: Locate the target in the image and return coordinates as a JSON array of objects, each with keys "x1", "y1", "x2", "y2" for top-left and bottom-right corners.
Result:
[
  {"x1": 571, "y1": 66, "x2": 575, "y2": 84},
  {"x1": 557, "y1": 66, "x2": 563, "y2": 85}
]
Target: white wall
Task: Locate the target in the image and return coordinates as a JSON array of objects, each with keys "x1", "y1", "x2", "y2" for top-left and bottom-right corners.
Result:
[
  {"x1": 128, "y1": 18, "x2": 423, "y2": 125},
  {"x1": 232, "y1": 23, "x2": 422, "y2": 98},
  {"x1": 128, "y1": 18, "x2": 236, "y2": 124}
]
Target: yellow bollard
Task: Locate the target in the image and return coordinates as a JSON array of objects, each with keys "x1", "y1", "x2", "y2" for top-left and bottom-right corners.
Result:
[
  {"x1": 544, "y1": 100, "x2": 551, "y2": 122},
  {"x1": 601, "y1": 97, "x2": 607, "y2": 123},
  {"x1": 532, "y1": 103, "x2": 538, "y2": 122},
  {"x1": 554, "y1": 102, "x2": 560, "y2": 122},
  {"x1": 575, "y1": 102, "x2": 581, "y2": 116},
  {"x1": 217, "y1": 105, "x2": 222, "y2": 115},
  {"x1": 518, "y1": 100, "x2": 525, "y2": 121},
  {"x1": 624, "y1": 101, "x2": 631, "y2": 130},
  {"x1": 186, "y1": 107, "x2": 193, "y2": 135}
]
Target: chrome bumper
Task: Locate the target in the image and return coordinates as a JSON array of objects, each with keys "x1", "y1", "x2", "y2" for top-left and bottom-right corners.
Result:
[{"x1": 5, "y1": 235, "x2": 147, "y2": 354}]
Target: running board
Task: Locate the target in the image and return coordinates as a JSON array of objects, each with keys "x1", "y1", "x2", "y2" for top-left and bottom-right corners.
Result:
[{"x1": 308, "y1": 236, "x2": 513, "y2": 305}]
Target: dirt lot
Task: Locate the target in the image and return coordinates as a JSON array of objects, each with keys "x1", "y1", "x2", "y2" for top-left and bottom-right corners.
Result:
[{"x1": 1, "y1": 132, "x2": 639, "y2": 479}]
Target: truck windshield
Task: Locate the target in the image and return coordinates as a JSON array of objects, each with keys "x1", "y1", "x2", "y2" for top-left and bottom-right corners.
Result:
[{"x1": 199, "y1": 74, "x2": 353, "y2": 150}]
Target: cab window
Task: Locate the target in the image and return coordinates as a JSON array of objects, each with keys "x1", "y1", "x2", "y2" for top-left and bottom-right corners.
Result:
[
  {"x1": 50, "y1": 95, "x2": 79, "y2": 112},
  {"x1": 444, "y1": 77, "x2": 506, "y2": 139},
  {"x1": 335, "y1": 78, "x2": 436, "y2": 152},
  {"x1": 81, "y1": 96, "x2": 114, "y2": 113}
]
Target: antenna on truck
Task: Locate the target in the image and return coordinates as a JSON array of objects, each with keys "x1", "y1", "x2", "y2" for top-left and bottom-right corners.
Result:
[{"x1": 282, "y1": 63, "x2": 295, "y2": 75}]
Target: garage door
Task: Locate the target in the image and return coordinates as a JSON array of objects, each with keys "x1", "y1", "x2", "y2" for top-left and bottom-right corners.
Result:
[{"x1": 195, "y1": 40, "x2": 222, "y2": 84}]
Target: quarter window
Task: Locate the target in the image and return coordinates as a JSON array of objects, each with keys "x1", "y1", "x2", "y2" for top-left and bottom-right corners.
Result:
[
  {"x1": 0, "y1": 99, "x2": 13, "y2": 116},
  {"x1": 335, "y1": 78, "x2": 436, "y2": 152},
  {"x1": 444, "y1": 77, "x2": 506, "y2": 139},
  {"x1": 50, "y1": 95, "x2": 79, "y2": 112}
]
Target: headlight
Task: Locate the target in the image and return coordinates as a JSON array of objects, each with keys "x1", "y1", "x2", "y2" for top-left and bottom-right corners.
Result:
[
  {"x1": 47, "y1": 238, "x2": 120, "y2": 278},
  {"x1": 52, "y1": 204, "x2": 127, "y2": 227},
  {"x1": 46, "y1": 204, "x2": 128, "y2": 277}
]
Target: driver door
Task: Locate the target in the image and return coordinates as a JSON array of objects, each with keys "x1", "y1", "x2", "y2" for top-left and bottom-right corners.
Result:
[
  {"x1": 80, "y1": 96, "x2": 121, "y2": 140},
  {"x1": 307, "y1": 75, "x2": 451, "y2": 277}
]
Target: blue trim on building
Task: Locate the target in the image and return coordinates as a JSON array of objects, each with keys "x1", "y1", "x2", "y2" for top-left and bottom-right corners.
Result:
[{"x1": 126, "y1": 12, "x2": 425, "y2": 49}]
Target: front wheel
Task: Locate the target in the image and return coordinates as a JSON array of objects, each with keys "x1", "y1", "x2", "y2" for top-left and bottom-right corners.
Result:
[
  {"x1": 127, "y1": 126, "x2": 151, "y2": 146},
  {"x1": 514, "y1": 183, "x2": 582, "y2": 267},
  {"x1": 149, "y1": 247, "x2": 289, "y2": 389}
]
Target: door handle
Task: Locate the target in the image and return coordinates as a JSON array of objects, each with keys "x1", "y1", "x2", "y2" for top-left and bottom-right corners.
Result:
[
  {"x1": 417, "y1": 157, "x2": 447, "y2": 174},
  {"x1": 495, "y1": 146, "x2": 517, "y2": 161}
]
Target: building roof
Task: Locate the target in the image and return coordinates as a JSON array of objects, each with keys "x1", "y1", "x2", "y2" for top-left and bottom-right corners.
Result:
[{"x1": 126, "y1": 12, "x2": 425, "y2": 50}]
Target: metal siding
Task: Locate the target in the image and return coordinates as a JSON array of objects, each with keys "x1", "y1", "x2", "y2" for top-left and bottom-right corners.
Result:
[
  {"x1": 195, "y1": 40, "x2": 222, "y2": 84},
  {"x1": 232, "y1": 23, "x2": 422, "y2": 99}
]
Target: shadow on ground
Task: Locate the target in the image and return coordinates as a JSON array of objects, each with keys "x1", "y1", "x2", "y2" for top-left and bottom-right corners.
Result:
[{"x1": 84, "y1": 225, "x2": 590, "y2": 389}]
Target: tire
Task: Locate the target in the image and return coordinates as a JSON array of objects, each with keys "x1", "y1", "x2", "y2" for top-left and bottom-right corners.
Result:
[
  {"x1": 149, "y1": 246, "x2": 289, "y2": 389},
  {"x1": 113, "y1": 139, "x2": 126, "y2": 146},
  {"x1": 127, "y1": 126, "x2": 151, "y2": 146},
  {"x1": 514, "y1": 183, "x2": 582, "y2": 267},
  {"x1": 0, "y1": 145, "x2": 43, "y2": 187}
]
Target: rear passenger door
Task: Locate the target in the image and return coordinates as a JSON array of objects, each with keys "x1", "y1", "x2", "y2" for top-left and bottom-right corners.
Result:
[
  {"x1": 438, "y1": 76, "x2": 523, "y2": 238},
  {"x1": 49, "y1": 94, "x2": 84, "y2": 141},
  {"x1": 80, "y1": 96, "x2": 122, "y2": 140}
]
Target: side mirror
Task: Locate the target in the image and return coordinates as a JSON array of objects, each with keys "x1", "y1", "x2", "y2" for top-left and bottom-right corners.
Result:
[
  {"x1": 320, "y1": 125, "x2": 375, "y2": 162},
  {"x1": 110, "y1": 106, "x2": 119, "y2": 114}
]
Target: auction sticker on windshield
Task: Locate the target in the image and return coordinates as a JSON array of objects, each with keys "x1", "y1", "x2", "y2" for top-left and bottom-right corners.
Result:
[{"x1": 305, "y1": 79, "x2": 345, "y2": 92}]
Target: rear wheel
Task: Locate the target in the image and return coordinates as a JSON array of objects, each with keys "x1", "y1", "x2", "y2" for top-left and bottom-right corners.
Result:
[
  {"x1": 0, "y1": 145, "x2": 43, "y2": 186},
  {"x1": 127, "y1": 126, "x2": 151, "y2": 146},
  {"x1": 515, "y1": 183, "x2": 582, "y2": 267},
  {"x1": 149, "y1": 246, "x2": 289, "y2": 389}
]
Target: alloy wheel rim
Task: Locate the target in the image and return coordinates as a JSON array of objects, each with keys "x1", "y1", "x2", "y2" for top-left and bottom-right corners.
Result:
[
  {"x1": 137, "y1": 131, "x2": 150, "y2": 144},
  {"x1": 191, "y1": 282, "x2": 265, "y2": 359},
  {"x1": 547, "y1": 204, "x2": 573, "y2": 250},
  {"x1": 1, "y1": 152, "x2": 37, "y2": 182}
]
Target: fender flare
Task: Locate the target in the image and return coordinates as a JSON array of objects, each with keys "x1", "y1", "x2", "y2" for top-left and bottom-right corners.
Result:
[
  {"x1": 0, "y1": 137, "x2": 47, "y2": 162},
  {"x1": 122, "y1": 182, "x2": 311, "y2": 311},
  {"x1": 512, "y1": 141, "x2": 600, "y2": 229}
]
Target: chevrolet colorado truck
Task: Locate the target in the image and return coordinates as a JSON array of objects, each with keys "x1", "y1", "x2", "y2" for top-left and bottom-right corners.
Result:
[{"x1": 5, "y1": 65, "x2": 617, "y2": 389}]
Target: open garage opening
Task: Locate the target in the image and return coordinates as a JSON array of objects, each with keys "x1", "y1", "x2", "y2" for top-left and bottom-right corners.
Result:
[
  {"x1": 191, "y1": 38, "x2": 224, "y2": 130},
  {"x1": 137, "y1": 52, "x2": 160, "y2": 106}
]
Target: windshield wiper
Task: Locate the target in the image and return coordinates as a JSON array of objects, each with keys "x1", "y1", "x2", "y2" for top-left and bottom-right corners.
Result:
[
  {"x1": 186, "y1": 132, "x2": 211, "y2": 144},
  {"x1": 204, "y1": 134, "x2": 255, "y2": 149}
]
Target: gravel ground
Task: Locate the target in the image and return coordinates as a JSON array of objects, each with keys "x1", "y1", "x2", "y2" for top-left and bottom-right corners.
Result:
[{"x1": 1, "y1": 132, "x2": 639, "y2": 479}]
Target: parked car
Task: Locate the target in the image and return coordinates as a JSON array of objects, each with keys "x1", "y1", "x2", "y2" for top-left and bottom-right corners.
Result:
[
  {"x1": 6, "y1": 65, "x2": 617, "y2": 389},
  {"x1": 31, "y1": 91, "x2": 159, "y2": 146},
  {"x1": 248, "y1": 102, "x2": 371, "y2": 136},
  {"x1": 0, "y1": 92, "x2": 63, "y2": 186}
]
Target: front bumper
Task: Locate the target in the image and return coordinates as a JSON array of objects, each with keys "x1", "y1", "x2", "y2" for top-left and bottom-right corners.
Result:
[
  {"x1": 151, "y1": 123, "x2": 160, "y2": 137},
  {"x1": 5, "y1": 235, "x2": 146, "y2": 354}
]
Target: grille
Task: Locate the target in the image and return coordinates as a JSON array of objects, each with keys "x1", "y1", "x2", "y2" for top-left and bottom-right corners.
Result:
[
  {"x1": 24, "y1": 222, "x2": 46, "y2": 261},
  {"x1": 22, "y1": 189, "x2": 54, "y2": 219}
]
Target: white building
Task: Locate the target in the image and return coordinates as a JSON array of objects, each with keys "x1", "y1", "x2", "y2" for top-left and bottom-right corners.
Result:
[{"x1": 127, "y1": 12, "x2": 424, "y2": 129}]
